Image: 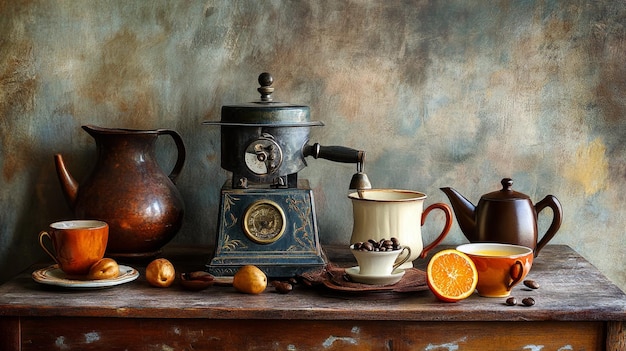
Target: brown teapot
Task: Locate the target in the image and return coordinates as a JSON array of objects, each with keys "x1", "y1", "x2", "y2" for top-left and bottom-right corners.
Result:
[{"x1": 441, "y1": 178, "x2": 562, "y2": 256}]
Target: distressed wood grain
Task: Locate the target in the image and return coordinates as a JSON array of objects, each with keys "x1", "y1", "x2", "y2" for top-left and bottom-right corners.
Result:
[
  {"x1": 0, "y1": 317, "x2": 19, "y2": 350},
  {"x1": 0, "y1": 245, "x2": 624, "y2": 350},
  {"x1": 19, "y1": 318, "x2": 604, "y2": 351},
  {"x1": 607, "y1": 321, "x2": 625, "y2": 351}
]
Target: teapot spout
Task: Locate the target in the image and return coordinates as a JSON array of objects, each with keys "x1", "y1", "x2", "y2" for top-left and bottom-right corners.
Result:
[
  {"x1": 54, "y1": 154, "x2": 79, "y2": 210},
  {"x1": 440, "y1": 187, "x2": 478, "y2": 242}
]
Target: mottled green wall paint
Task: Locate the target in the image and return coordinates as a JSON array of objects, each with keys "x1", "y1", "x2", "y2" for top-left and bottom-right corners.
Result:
[{"x1": 0, "y1": 1, "x2": 624, "y2": 291}]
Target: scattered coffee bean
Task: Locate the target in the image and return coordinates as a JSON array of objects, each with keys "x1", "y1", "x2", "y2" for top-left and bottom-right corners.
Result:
[
  {"x1": 523, "y1": 280, "x2": 539, "y2": 289},
  {"x1": 522, "y1": 297, "x2": 536, "y2": 306},
  {"x1": 505, "y1": 297, "x2": 517, "y2": 306},
  {"x1": 271, "y1": 280, "x2": 293, "y2": 294}
]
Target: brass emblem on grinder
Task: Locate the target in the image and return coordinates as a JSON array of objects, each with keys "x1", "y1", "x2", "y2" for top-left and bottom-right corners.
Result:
[{"x1": 242, "y1": 200, "x2": 286, "y2": 244}]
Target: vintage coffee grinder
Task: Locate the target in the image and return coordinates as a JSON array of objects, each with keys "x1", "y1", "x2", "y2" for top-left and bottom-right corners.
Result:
[{"x1": 203, "y1": 73, "x2": 371, "y2": 277}]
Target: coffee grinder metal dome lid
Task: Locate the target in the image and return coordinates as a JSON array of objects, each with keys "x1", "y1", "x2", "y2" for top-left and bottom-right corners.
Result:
[
  {"x1": 202, "y1": 72, "x2": 370, "y2": 191},
  {"x1": 202, "y1": 72, "x2": 324, "y2": 128}
]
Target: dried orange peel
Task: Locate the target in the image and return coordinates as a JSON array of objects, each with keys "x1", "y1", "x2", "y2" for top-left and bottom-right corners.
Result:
[{"x1": 427, "y1": 249, "x2": 478, "y2": 302}]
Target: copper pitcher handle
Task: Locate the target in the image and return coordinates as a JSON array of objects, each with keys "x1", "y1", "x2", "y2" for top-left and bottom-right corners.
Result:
[
  {"x1": 156, "y1": 129, "x2": 186, "y2": 183},
  {"x1": 419, "y1": 203, "x2": 453, "y2": 258},
  {"x1": 534, "y1": 195, "x2": 563, "y2": 256}
]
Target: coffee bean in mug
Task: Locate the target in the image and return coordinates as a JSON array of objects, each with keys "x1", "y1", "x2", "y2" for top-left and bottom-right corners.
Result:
[{"x1": 38, "y1": 220, "x2": 109, "y2": 276}]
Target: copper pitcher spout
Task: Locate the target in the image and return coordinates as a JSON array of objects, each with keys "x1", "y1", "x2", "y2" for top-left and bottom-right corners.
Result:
[
  {"x1": 440, "y1": 187, "x2": 478, "y2": 242},
  {"x1": 54, "y1": 154, "x2": 79, "y2": 210}
]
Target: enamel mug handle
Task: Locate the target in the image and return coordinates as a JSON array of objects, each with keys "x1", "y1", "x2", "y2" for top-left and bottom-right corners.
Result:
[
  {"x1": 393, "y1": 247, "x2": 412, "y2": 270},
  {"x1": 38, "y1": 231, "x2": 59, "y2": 265},
  {"x1": 419, "y1": 203, "x2": 453, "y2": 259}
]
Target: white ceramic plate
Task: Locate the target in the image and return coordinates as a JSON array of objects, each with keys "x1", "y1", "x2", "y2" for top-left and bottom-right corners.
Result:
[
  {"x1": 32, "y1": 264, "x2": 139, "y2": 289},
  {"x1": 345, "y1": 266, "x2": 405, "y2": 285}
]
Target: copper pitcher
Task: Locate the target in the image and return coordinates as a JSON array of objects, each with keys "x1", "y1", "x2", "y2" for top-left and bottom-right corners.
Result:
[{"x1": 55, "y1": 125, "x2": 185, "y2": 258}]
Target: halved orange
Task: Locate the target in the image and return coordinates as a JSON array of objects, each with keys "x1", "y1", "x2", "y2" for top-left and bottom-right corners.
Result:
[{"x1": 427, "y1": 249, "x2": 478, "y2": 302}]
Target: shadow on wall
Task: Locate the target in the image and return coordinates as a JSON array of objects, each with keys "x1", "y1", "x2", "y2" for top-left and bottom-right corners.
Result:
[{"x1": 0, "y1": 149, "x2": 78, "y2": 284}]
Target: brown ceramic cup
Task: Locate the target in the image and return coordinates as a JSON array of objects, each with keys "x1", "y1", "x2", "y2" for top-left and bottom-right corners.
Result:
[{"x1": 38, "y1": 220, "x2": 109, "y2": 276}]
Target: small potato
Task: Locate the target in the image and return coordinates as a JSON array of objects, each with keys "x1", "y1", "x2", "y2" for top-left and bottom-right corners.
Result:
[
  {"x1": 87, "y1": 258, "x2": 120, "y2": 280},
  {"x1": 146, "y1": 258, "x2": 176, "y2": 288}
]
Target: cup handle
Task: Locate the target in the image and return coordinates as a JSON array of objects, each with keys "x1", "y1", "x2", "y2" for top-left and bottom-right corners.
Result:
[
  {"x1": 419, "y1": 203, "x2": 453, "y2": 258},
  {"x1": 38, "y1": 231, "x2": 59, "y2": 265},
  {"x1": 507, "y1": 260, "x2": 525, "y2": 291},
  {"x1": 393, "y1": 247, "x2": 412, "y2": 270}
]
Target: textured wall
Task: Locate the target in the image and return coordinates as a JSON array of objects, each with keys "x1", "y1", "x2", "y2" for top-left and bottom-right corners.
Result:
[{"x1": 1, "y1": 1, "x2": 624, "y2": 290}]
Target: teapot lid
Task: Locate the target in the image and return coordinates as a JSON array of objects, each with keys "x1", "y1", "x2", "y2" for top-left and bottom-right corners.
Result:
[
  {"x1": 202, "y1": 72, "x2": 324, "y2": 127},
  {"x1": 481, "y1": 178, "x2": 530, "y2": 201}
]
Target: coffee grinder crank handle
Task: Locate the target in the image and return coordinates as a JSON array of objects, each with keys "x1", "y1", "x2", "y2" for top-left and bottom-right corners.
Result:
[
  {"x1": 303, "y1": 143, "x2": 365, "y2": 164},
  {"x1": 303, "y1": 143, "x2": 372, "y2": 190}
]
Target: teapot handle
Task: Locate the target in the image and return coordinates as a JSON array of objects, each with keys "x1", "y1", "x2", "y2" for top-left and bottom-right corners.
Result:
[
  {"x1": 156, "y1": 129, "x2": 186, "y2": 183},
  {"x1": 419, "y1": 203, "x2": 453, "y2": 258},
  {"x1": 534, "y1": 195, "x2": 563, "y2": 257}
]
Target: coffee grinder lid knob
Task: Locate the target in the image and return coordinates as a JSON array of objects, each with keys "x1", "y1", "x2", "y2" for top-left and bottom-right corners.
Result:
[
  {"x1": 257, "y1": 73, "x2": 275, "y2": 102},
  {"x1": 202, "y1": 72, "x2": 322, "y2": 127}
]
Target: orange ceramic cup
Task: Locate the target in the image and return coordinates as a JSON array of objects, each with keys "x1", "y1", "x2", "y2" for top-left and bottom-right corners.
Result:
[
  {"x1": 38, "y1": 220, "x2": 108, "y2": 276},
  {"x1": 456, "y1": 243, "x2": 533, "y2": 297}
]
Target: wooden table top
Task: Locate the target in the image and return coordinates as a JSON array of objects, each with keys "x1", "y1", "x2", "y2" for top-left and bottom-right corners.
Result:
[{"x1": 0, "y1": 245, "x2": 624, "y2": 322}]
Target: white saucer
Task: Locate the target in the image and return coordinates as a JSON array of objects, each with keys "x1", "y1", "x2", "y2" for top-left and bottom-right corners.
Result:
[
  {"x1": 32, "y1": 264, "x2": 139, "y2": 289},
  {"x1": 345, "y1": 266, "x2": 405, "y2": 285}
]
